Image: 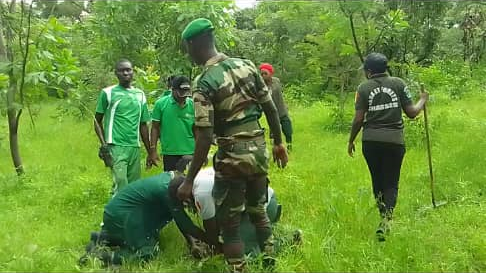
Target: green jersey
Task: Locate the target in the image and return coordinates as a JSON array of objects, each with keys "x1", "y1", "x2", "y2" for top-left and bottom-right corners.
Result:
[
  {"x1": 151, "y1": 95, "x2": 195, "y2": 155},
  {"x1": 192, "y1": 54, "x2": 271, "y2": 139},
  {"x1": 103, "y1": 172, "x2": 201, "y2": 249},
  {"x1": 95, "y1": 84, "x2": 150, "y2": 147},
  {"x1": 355, "y1": 74, "x2": 413, "y2": 144}
]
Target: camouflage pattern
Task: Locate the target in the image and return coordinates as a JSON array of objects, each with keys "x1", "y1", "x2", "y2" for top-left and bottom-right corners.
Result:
[
  {"x1": 192, "y1": 53, "x2": 274, "y2": 267},
  {"x1": 192, "y1": 53, "x2": 271, "y2": 139}
]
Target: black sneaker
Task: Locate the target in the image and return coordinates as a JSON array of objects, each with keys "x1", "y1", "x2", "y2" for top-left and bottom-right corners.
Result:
[
  {"x1": 90, "y1": 232, "x2": 100, "y2": 243},
  {"x1": 376, "y1": 219, "x2": 389, "y2": 242}
]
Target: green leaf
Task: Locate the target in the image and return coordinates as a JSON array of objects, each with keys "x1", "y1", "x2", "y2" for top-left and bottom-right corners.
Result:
[
  {"x1": 339, "y1": 44, "x2": 356, "y2": 56},
  {"x1": 0, "y1": 62, "x2": 12, "y2": 73}
]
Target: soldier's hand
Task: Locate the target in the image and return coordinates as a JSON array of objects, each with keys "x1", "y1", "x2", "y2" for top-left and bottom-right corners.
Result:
[
  {"x1": 348, "y1": 142, "x2": 355, "y2": 157},
  {"x1": 177, "y1": 179, "x2": 193, "y2": 201},
  {"x1": 272, "y1": 144, "x2": 288, "y2": 168}
]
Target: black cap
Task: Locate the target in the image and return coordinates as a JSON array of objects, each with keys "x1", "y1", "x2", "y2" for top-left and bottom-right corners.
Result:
[
  {"x1": 171, "y1": 75, "x2": 191, "y2": 97},
  {"x1": 363, "y1": 52, "x2": 388, "y2": 73}
]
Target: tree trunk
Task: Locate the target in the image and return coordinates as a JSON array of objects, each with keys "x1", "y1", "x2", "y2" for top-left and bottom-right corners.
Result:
[{"x1": 2, "y1": 0, "x2": 24, "y2": 175}]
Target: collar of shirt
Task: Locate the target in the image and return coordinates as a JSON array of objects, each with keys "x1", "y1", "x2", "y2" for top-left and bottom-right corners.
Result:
[
  {"x1": 370, "y1": 73, "x2": 388, "y2": 79},
  {"x1": 204, "y1": 53, "x2": 228, "y2": 67},
  {"x1": 169, "y1": 94, "x2": 188, "y2": 108}
]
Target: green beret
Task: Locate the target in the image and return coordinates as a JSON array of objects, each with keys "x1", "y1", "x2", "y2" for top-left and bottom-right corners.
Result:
[{"x1": 182, "y1": 18, "x2": 215, "y2": 40}]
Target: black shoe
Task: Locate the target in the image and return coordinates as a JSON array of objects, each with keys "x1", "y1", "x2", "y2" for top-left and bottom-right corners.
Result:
[
  {"x1": 376, "y1": 228, "x2": 385, "y2": 242},
  {"x1": 78, "y1": 254, "x2": 89, "y2": 267},
  {"x1": 376, "y1": 219, "x2": 390, "y2": 242},
  {"x1": 90, "y1": 232, "x2": 100, "y2": 243}
]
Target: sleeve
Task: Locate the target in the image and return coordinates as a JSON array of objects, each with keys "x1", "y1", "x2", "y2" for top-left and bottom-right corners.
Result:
[
  {"x1": 194, "y1": 192, "x2": 216, "y2": 220},
  {"x1": 140, "y1": 93, "x2": 150, "y2": 123},
  {"x1": 168, "y1": 198, "x2": 201, "y2": 236},
  {"x1": 251, "y1": 61, "x2": 272, "y2": 104},
  {"x1": 151, "y1": 99, "x2": 162, "y2": 122},
  {"x1": 396, "y1": 78, "x2": 413, "y2": 108},
  {"x1": 95, "y1": 90, "x2": 108, "y2": 114},
  {"x1": 193, "y1": 81, "x2": 214, "y2": 127},
  {"x1": 354, "y1": 84, "x2": 368, "y2": 111}
]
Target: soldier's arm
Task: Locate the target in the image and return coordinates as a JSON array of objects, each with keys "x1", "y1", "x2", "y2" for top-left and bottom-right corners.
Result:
[{"x1": 261, "y1": 100, "x2": 283, "y2": 145}]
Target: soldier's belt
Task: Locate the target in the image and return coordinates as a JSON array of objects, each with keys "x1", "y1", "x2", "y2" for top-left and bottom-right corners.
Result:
[
  {"x1": 221, "y1": 120, "x2": 262, "y2": 137},
  {"x1": 217, "y1": 135, "x2": 266, "y2": 152}
]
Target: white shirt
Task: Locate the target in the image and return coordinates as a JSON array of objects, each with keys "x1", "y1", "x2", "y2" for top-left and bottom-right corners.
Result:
[{"x1": 192, "y1": 168, "x2": 274, "y2": 220}]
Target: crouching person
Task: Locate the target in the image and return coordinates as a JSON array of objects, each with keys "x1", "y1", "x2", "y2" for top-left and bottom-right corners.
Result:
[
  {"x1": 170, "y1": 162, "x2": 302, "y2": 260},
  {"x1": 79, "y1": 171, "x2": 220, "y2": 267}
]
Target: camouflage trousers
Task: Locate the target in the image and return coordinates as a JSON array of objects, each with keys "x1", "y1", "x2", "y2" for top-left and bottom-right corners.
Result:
[{"x1": 213, "y1": 135, "x2": 274, "y2": 267}]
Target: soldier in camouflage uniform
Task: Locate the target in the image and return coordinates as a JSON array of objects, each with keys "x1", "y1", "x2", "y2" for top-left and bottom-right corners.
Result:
[{"x1": 176, "y1": 18, "x2": 288, "y2": 272}]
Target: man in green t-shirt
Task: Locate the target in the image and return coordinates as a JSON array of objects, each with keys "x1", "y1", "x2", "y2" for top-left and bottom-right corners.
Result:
[
  {"x1": 149, "y1": 75, "x2": 195, "y2": 171},
  {"x1": 94, "y1": 59, "x2": 152, "y2": 195}
]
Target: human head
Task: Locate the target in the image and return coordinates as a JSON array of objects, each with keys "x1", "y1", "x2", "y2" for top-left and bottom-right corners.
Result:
[
  {"x1": 168, "y1": 173, "x2": 196, "y2": 212},
  {"x1": 171, "y1": 75, "x2": 192, "y2": 103},
  {"x1": 182, "y1": 18, "x2": 216, "y2": 65},
  {"x1": 259, "y1": 63, "x2": 274, "y2": 82},
  {"x1": 114, "y1": 59, "x2": 133, "y2": 87},
  {"x1": 363, "y1": 52, "x2": 388, "y2": 78}
]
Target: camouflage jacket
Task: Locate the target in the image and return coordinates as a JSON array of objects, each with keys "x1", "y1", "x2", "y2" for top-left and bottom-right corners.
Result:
[{"x1": 192, "y1": 53, "x2": 272, "y2": 142}]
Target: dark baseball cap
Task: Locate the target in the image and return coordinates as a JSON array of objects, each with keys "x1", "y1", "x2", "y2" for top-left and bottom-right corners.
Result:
[{"x1": 171, "y1": 75, "x2": 192, "y2": 97}]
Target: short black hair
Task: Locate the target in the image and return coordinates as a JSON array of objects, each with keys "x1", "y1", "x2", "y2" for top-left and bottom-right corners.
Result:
[
  {"x1": 363, "y1": 52, "x2": 388, "y2": 74},
  {"x1": 171, "y1": 75, "x2": 190, "y2": 89},
  {"x1": 168, "y1": 174, "x2": 185, "y2": 203},
  {"x1": 114, "y1": 58, "x2": 132, "y2": 70}
]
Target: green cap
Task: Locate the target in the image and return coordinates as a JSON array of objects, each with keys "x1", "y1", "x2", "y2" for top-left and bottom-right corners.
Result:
[{"x1": 182, "y1": 18, "x2": 215, "y2": 40}]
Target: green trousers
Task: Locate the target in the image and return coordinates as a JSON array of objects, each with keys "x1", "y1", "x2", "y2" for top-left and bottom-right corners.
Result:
[{"x1": 109, "y1": 145, "x2": 141, "y2": 195}]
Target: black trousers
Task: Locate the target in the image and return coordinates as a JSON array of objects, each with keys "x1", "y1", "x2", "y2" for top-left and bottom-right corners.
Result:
[
  {"x1": 362, "y1": 141, "x2": 405, "y2": 219},
  {"x1": 163, "y1": 155, "x2": 183, "y2": 172}
]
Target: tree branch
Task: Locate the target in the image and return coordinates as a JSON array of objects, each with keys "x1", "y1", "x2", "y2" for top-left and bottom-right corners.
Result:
[
  {"x1": 18, "y1": 0, "x2": 33, "y2": 106},
  {"x1": 370, "y1": 9, "x2": 403, "y2": 52},
  {"x1": 349, "y1": 13, "x2": 364, "y2": 63}
]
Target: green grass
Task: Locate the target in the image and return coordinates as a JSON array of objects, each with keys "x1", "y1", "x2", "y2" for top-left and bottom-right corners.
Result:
[{"x1": 0, "y1": 93, "x2": 485, "y2": 272}]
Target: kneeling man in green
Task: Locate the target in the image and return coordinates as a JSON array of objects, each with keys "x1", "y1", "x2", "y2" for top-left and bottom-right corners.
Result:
[
  {"x1": 79, "y1": 171, "x2": 217, "y2": 266},
  {"x1": 94, "y1": 59, "x2": 152, "y2": 195}
]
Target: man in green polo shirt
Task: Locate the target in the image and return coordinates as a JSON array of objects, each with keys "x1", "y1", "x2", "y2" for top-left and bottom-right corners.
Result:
[
  {"x1": 94, "y1": 59, "x2": 152, "y2": 195},
  {"x1": 149, "y1": 75, "x2": 195, "y2": 171}
]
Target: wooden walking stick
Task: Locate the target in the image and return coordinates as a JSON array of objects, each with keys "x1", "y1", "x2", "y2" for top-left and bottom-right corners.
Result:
[
  {"x1": 420, "y1": 84, "x2": 437, "y2": 208},
  {"x1": 420, "y1": 84, "x2": 447, "y2": 209}
]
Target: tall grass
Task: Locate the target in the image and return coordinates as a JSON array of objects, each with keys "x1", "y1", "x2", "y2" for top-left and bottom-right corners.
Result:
[{"x1": 0, "y1": 94, "x2": 484, "y2": 272}]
